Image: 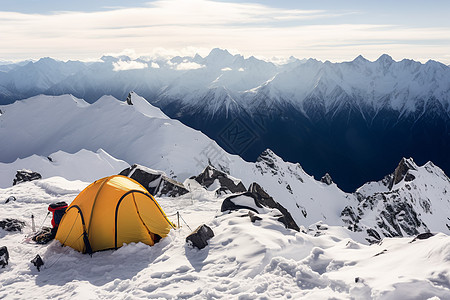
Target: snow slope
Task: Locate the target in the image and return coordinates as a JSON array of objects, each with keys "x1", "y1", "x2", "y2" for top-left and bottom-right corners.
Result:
[
  {"x1": 0, "y1": 178, "x2": 449, "y2": 299},
  {"x1": 1, "y1": 91, "x2": 449, "y2": 298},
  {"x1": 0, "y1": 149, "x2": 129, "y2": 188},
  {"x1": 0, "y1": 93, "x2": 233, "y2": 181},
  {"x1": 346, "y1": 158, "x2": 450, "y2": 241},
  {"x1": 1, "y1": 93, "x2": 449, "y2": 241},
  {"x1": 0, "y1": 93, "x2": 363, "y2": 233}
]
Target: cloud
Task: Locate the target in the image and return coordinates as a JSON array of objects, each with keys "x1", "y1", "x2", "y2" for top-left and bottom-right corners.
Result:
[
  {"x1": 112, "y1": 60, "x2": 148, "y2": 71},
  {"x1": 175, "y1": 62, "x2": 205, "y2": 70},
  {"x1": 150, "y1": 62, "x2": 160, "y2": 69},
  {"x1": 0, "y1": 0, "x2": 449, "y2": 64}
]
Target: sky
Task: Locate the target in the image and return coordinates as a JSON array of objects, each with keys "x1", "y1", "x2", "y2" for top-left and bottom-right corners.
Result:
[{"x1": 0, "y1": 0, "x2": 449, "y2": 64}]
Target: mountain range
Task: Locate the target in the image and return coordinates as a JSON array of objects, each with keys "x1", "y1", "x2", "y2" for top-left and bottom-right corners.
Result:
[
  {"x1": 1, "y1": 49, "x2": 449, "y2": 191},
  {"x1": 1, "y1": 93, "x2": 448, "y2": 243}
]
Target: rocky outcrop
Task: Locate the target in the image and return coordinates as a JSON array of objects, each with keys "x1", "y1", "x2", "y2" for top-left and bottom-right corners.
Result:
[
  {"x1": 192, "y1": 165, "x2": 246, "y2": 195},
  {"x1": 247, "y1": 183, "x2": 299, "y2": 231},
  {"x1": 320, "y1": 173, "x2": 333, "y2": 185},
  {"x1": 388, "y1": 157, "x2": 417, "y2": 190},
  {"x1": 221, "y1": 192, "x2": 262, "y2": 214},
  {"x1": 13, "y1": 169, "x2": 42, "y2": 186},
  {"x1": 0, "y1": 246, "x2": 9, "y2": 268},
  {"x1": 126, "y1": 92, "x2": 133, "y2": 105},
  {"x1": 120, "y1": 164, "x2": 189, "y2": 197},
  {"x1": 0, "y1": 218, "x2": 26, "y2": 232},
  {"x1": 221, "y1": 183, "x2": 300, "y2": 231},
  {"x1": 186, "y1": 224, "x2": 214, "y2": 249},
  {"x1": 343, "y1": 157, "x2": 449, "y2": 243}
]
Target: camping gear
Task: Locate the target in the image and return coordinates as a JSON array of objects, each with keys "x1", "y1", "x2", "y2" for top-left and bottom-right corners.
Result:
[
  {"x1": 0, "y1": 246, "x2": 8, "y2": 268},
  {"x1": 32, "y1": 227, "x2": 54, "y2": 244},
  {"x1": 30, "y1": 202, "x2": 68, "y2": 245},
  {"x1": 55, "y1": 175, "x2": 174, "y2": 254},
  {"x1": 48, "y1": 202, "x2": 68, "y2": 229},
  {"x1": 31, "y1": 254, "x2": 44, "y2": 271},
  {"x1": 31, "y1": 215, "x2": 36, "y2": 232}
]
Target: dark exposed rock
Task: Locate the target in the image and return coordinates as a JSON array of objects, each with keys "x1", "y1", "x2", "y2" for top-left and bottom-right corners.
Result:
[
  {"x1": 248, "y1": 211, "x2": 262, "y2": 223},
  {"x1": 221, "y1": 183, "x2": 300, "y2": 231},
  {"x1": 5, "y1": 196, "x2": 16, "y2": 204},
  {"x1": 341, "y1": 206, "x2": 361, "y2": 231},
  {"x1": 126, "y1": 92, "x2": 133, "y2": 105},
  {"x1": 120, "y1": 164, "x2": 188, "y2": 197},
  {"x1": 192, "y1": 165, "x2": 246, "y2": 194},
  {"x1": 377, "y1": 202, "x2": 426, "y2": 237},
  {"x1": 31, "y1": 254, "x2": 44, "y2": 272},
  {"x1": 221, "y1": 192, "x2": 261, "y2": 214},
  {"x1": 366, "y1": 229, "x2": 381, "y2": 244},
  {"x1": 186, "y1": 224, "x2": 214, "y2": 249},
  {"x1": 320, "y1": 173, "x2": 333, "y2": 185},
  {"x1": 411, "y1": 232, "x2": 435, "y2": 242},
  {"x1": 257, "y1": 149, "x2": 277, "y2": 169},
  {"x1": 404, "y1": 173, "x2": 416, "y2": 182},
  {"x1": 388, "y1": 158, "x2": 417, "y2": 190},
  {"x1": 0, "y1": 246, "x2": 8, "y2": 268},
  {"x1": 255, "y1": 149, "x2": 280, "y2": 176},
  {"x1": 248, "y1": 182, "x2": 299, "y2": 231},
  {"x1": 13, "y1": 169, "x2": 42, "y2": 186},
  {"x1": 0, "y1": 218, "x2": 26, "y2": 232}
]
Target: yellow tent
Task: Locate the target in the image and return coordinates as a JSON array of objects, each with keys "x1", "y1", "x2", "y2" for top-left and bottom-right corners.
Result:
[{"x1": 55, "y1": 175, "x2": 174, "y2": 254}]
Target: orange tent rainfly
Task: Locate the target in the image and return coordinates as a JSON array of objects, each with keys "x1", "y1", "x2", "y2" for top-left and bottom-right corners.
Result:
[{"x1": 55, "y1": 175, "x2": 174, "y2": 254}]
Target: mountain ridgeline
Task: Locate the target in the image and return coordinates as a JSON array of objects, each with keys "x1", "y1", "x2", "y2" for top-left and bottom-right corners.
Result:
[{"x1": 1, "y1": 49, "x2": 449, "y2": 191}]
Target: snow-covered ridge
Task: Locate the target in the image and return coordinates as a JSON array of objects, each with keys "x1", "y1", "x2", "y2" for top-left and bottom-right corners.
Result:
[
  {"x1": 1, "y1": 49, "x2": 449, "y2": 120},
  {"x1": 0, "y1": 149, "x2": 129, "y2": 188},
  {"x1": 0, "y1": 93, "x2": 232, "y2": 181},
  {"x1": 345, "y1": 157, "x2": 450, "y2": 242},
  {"x1": 1, "y1": 93, "x2": 449, "y2": 243}
]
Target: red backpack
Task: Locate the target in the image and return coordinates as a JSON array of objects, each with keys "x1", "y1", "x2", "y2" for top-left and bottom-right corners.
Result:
[{"x1": 48, "y1": 202, "x2": 68, "y2": 228}]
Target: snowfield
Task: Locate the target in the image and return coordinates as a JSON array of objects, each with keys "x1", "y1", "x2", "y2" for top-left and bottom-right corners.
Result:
[
  {"x1": 0, "y1": 177, "x2": 449, "y2": 299},
  {"x1": 1, "y1": 92, "x2": 449, "y2": 299}
]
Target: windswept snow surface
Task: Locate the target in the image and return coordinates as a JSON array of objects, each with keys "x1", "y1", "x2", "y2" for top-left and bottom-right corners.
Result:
[
  {"x1": 0, "y1": 93, "x2": 235, "y2": 181},
  {"x1": 1, "y1": 94, "x2": 449, "y2": 238},
  {"x1": 1, "y1": 92, "x2": 449, "y2": 298},
  {"x1": 0, "y1": 178, "x2": 449, "y2": 299},
  {"x1": 0, "y1": 93, "x2": 356, "y2": 229},
  {"x1": 0, "y1": 149, "x2": 129, "y2": 188}
]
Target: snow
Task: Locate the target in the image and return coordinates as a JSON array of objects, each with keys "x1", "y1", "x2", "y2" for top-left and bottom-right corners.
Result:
[
  {"x1": 0, "y1": 90, "x2": 449, "y2": 298},
  {"x1": 1, "y1": 177, "x2": 449, "y2": 299},
  {"x1": 2, "y1": 51, "x2": 450, "y2": 121},
  {"x1": 1, "y1": 94, "x2": 448, "y2": 239},
  {"x1": 0, "y1": 93, "x2": 231, "y2": 181},
  {"x1": 0, "y1": 149, "x2": 129, "y2": 188},
  {"x1": 352, "y1": 158, "x2": 450, "y2": 237}
]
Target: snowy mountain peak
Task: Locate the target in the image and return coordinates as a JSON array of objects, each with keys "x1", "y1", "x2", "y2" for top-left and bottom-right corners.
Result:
[
  {"x1": 256, "y1": 149, "x2": 280, "y2": 169},
  {"x1": 376, "y1": 53, "x2": 394, "y2": 64},
  {"x1": 35, "y1": 57, "x2": 58, "y2": 65},
  {"x1": 128, "y1": 92, "x2": 171, "y2": 119},
  {"x1": 204, "y1": 48, "x2": 236, "y2": 68},
  {"x1": 389, "y1": 157, "x2": 418, "y2": 190},
  {"x1": 352, "y1": 54, "x2": 369, "y2": 63},
  {"x1": 207, "y1": 48, "x2": 233, "y2": 60}
]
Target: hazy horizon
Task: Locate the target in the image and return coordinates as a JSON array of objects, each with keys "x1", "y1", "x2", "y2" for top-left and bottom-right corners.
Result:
[{"x1": 1, "y1": 0, "x2": 449, "y2": 64}]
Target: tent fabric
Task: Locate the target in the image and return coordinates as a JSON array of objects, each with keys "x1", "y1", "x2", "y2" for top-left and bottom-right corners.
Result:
[{"x1": 55, "y1": 175, "x2": 174, "y2": 253}]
